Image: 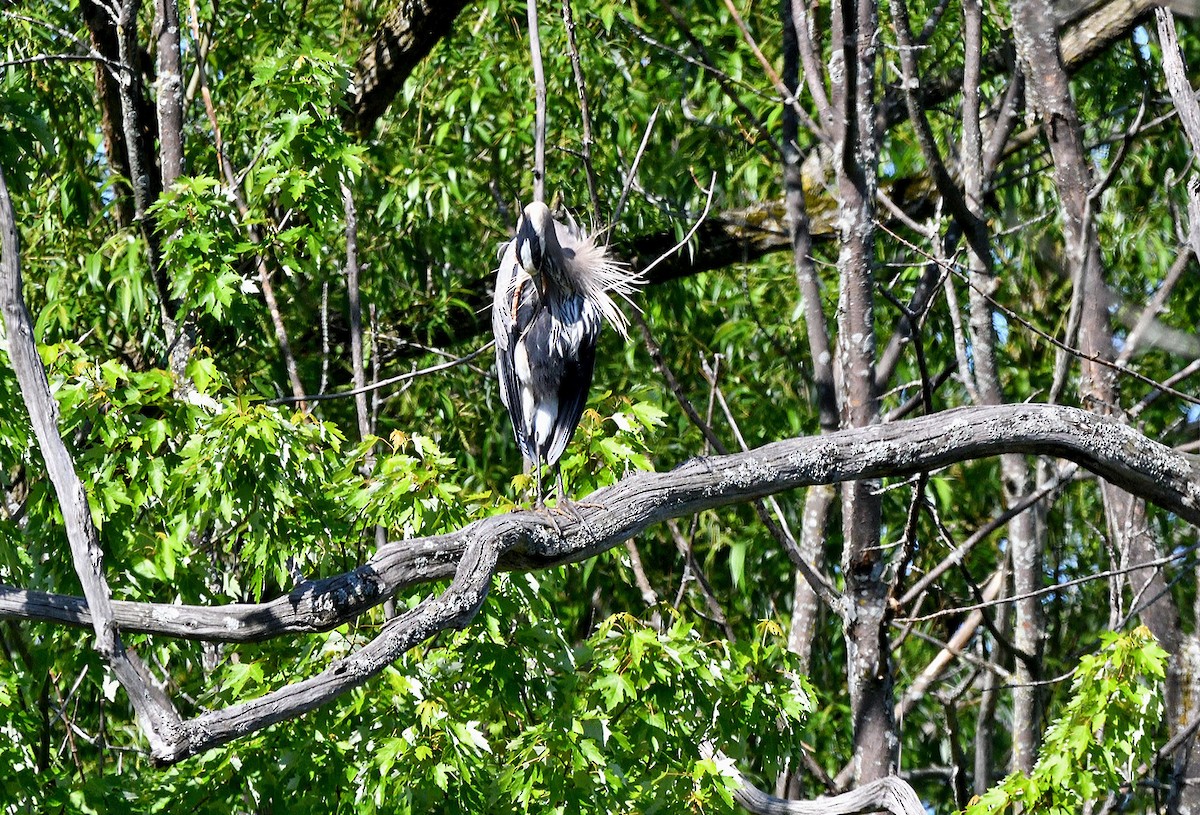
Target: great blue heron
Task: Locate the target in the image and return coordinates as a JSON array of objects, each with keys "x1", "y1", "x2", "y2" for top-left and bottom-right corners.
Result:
[{"x1": 492, "y1": 201, "x2": 641, "y2": 509}]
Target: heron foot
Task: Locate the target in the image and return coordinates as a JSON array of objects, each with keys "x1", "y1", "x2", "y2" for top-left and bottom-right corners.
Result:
[
  {"x1": 548, "y1": 496, "x2": 604, "y2": 530},
  {"x1": 535, "y1": 503, "x2": 564, "y2": 535}
]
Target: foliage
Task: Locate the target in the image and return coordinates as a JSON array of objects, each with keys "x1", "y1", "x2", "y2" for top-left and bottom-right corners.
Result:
[
  {"x1": 351, "y1": 593, "x2": 811, "y2": 814},
  {"x1": 964, "y1": 626, "x2": 1168, "y2": 815},
  {"x1": 0, "y1": 0, "x2": 1197, "y2": 811}
]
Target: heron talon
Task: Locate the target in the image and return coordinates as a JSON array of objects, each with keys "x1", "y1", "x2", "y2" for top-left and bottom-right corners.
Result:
[
  {"x1": 537, "y1": 505, "x2": 564, "y2": 535},
  {"x1": 548, "y1": 496, "x2": 603, "y2": 532}
]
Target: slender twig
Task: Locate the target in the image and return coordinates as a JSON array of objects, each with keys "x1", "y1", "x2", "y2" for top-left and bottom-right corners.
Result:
[
  {"x1": 370, "y1": 304, "x2": 382, "y2": 431},
  {"x1": 266, "y1": 343, "x2": 493, "y2": 405},
  {"x1": 0, "y1": 12, "x2": 123, "y2": 77},
  {"x1": 634, "y1": 314, "x2": 724, "y2": 454},
  {"x1": 1088, "y1": 82, "x2": 1149, "y2": 202},
  {"x1": 608, "y1": 106, "x2": 660, "y2": 233},
  {"x1": 720, "y1": 0, "x2": 826, "y2": 140},
  {"x1": 527, "y1": 0, "x2": 546, "y2": 204},
  {"x1": 635, "y1": 311, "x2": 840, "y2": 608},
  {"x1": 701, "y1": 356, "x2": 805, "y2": 563},
  {"x1": 0, "y1": 54, "x2": 122, "y2": 71},
  {"x1": 1130, "y1": 356, "x2": 1200, "y2": 417},
  {"x1": 1117, "y1": 249, "x2": 1192, "y2": 366},
  {"x1": 50, "y1": 674, "x2": 85, "y2": 776},
  {"x1": 898, "y1": 468, "x2": 1071, "y2": 607},
  {"x1": 637, "y1": 172, "x2": 717, "y2": 279},
  {"x1": 560, "y1": 0, "x2": 600, "y2": 220},
  {"x1": 879, "y1": 222, "x2": 1200, "y2": 409},
  {"x1": 665, "y1": 518, "x2": 735, "y2": 640},
  {"x1": 623, "y1": 539, "x2": 659, "y2": 608},
  {"x1": 940, "y1": 271, "x2": 979, "y2": 404},
  {"x1": 897, "y1": 539, "x2": 1200, "y2": 624},
  {"x1": 1047, "y1": 246, "x2": 1087, "y2": 406},
  {"x1": 884, "y1": 366, "x2": 956, "y2": 422},
  {"x1": 618, "y1": 16, "x2": 783, "y2": 106},
  {"x1": 662, "y1": 2, "x2": 783, "y2": 156}
]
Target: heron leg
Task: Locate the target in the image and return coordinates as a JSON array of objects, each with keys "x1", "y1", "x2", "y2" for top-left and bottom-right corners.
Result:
[
  {"x1": 538, "y1": 465, "x2": 567, "y2": 533},
  {"x1": 556, "y1": 465, "x2": 606, "y2": 515},
  {"x1": 528, "y1": 439, "x2": 563, "y2": 532},
  {"x1": 548, "y1": 465, "x2": 598, "y2": 527},
  {"x1": 555, "y1": 465, "x2": 567, "y2": 504}
]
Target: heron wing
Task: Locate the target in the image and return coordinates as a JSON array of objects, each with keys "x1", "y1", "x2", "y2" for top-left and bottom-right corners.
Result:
[
  {"x1": 492, "y1": 239, "x2": 539, "y2": 462},
  {"x1": 491, "y1": 241, "x2": 518, "y2": 406},
  {"x1": 542, "y1": 300, "x2": 600, "y2": 467}
]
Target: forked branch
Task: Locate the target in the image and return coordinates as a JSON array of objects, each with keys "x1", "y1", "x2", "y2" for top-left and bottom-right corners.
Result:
[{"x1": 6, "y1": 167, "x2": 1200, "y2": 765}]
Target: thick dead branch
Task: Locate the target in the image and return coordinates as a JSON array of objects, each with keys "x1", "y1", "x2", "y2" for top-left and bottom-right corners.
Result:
[
  {"x1": 0, "y1": 166, "x2": 185, "y2": 759},
  {"x1": 718, "y1": 762, "x2": 925, "y2": 815},
  {"x1": 5, "y1": 403, "x2": 1199, "y2": 645},
  {"x1": 154, "y1": 516, "x2": 509, "y2": 763}
]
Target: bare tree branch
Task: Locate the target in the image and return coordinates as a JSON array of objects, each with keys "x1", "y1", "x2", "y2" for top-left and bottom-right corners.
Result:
[
  {"x1": 3, "y1": 403, "x2": 1198, "y2": 643},
  {"x1": 342, "y1": 0, "x2": 472, "y2": 135},
  {"x1": 710, "y1": 759, "x2": 926, "y2": 815},
  {"x1": 2, "y1": 399, "x2": 1198, "y2": 765},
  {"x1": 0, "y1": 164, "x2": 185, "y2": 758}
]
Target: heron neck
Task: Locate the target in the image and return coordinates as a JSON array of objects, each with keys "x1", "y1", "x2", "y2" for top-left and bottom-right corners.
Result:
[{"x1": 539, "y1": 270, "x2": 578, "y2": 300}]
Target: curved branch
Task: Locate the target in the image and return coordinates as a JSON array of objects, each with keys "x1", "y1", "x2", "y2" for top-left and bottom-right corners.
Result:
[
  {"x1": 699, "y1": 743, "x2": 925, "y2": 815},
  {"x1": 157, "y1": 516, "x2": 515, "y2": 763},
  {"x1": 5, "y1": 403, "x2": 1199, "y2": 644}
]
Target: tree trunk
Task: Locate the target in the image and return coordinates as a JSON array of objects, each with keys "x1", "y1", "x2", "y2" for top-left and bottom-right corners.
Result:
[
  {"x1": 1011, "y1": 0, "x2": 1192, "y2": 795},
  {"x1": 829, "y1": 0, "x2": 892, "y2": 783}
]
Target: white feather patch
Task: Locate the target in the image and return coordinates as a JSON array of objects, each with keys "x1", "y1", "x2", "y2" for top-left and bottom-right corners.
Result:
[{"x1": 545, "y1": 210, "x2": 643, "y2": 340}]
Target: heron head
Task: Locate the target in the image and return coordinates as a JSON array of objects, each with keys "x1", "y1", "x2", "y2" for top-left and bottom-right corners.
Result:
[{"x1": 515, "y1": 202, "x2": 557, "y2": 281}]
